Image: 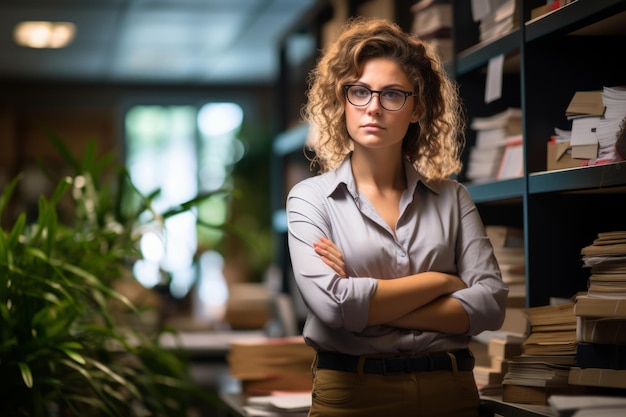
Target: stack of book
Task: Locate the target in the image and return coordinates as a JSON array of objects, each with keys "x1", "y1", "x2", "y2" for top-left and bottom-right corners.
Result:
[
  {"x1": 471, "y1": 0, "x2": 519, "y2": 44},
  {"x1": 466, "y1": 108, "x2": 522, "y2": 183},
  {"x1": 569, "y1": 231, "x2": 626, "y2": 390},
  {"x1": 485, "y1": 225, "x2": 528, "y2": 337},
  {"x1": 227, "y1": 336, "x2": 315, "y2": 394},
  {"x1": 473, "y1": 333, "x2": 525, "y2": 391},
  {"x1": 410, "y1": 0, "x2": 453, "y2": 65},
  {"x1": 472, "y1": 225, "x2": 528, "y2": 393},
  {"x1": 486, "y1": 225, "x2": 526, "y2": 308},
  {"x1": 521, "y1": 303, "x2": 577, "y2": 357},
  {"x1": 501, "y1": 302, "x2": 582, "y2": 405}
]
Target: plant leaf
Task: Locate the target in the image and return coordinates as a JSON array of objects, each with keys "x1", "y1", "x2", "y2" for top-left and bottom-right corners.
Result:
[
  {"x1": 47, "y1": 130, "x2": 80, "y2": 172},
  {"x1": 18, "y1": 361, "x2": 33, "y2": 388},
  {"x1": 59, "y1": 346, "x2": 86, "y2": 365}
]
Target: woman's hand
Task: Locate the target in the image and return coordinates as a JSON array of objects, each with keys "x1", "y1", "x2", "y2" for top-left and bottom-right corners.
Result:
[{"x1": 313, "y1": 237, "x2": 347, "y2": 277}]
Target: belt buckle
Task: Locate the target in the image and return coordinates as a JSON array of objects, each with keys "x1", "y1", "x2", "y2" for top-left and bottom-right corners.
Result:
[
  {"x1": 384, "y1": 356, "x2": 412, "y2": 373},
  {"x1": 400, "y1": 356, "x2": 412, "y2": 373}
]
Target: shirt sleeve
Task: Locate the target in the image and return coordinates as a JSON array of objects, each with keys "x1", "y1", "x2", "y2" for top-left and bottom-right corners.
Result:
[
  {"x1": 451, "y1": 183, "x2": 510, "y2": 335},
  {"x1": 286, "y1": 180, "x2": 377, "y2": 333}
]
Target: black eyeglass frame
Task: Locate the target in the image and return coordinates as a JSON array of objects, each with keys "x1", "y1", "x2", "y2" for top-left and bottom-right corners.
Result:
[{"x1": 343, "y1": 84, "x2": 416, "y2": 112}]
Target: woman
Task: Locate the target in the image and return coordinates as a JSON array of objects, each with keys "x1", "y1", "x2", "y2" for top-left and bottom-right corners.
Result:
[{"x1": 286, "y1": 17, "x2": 508, "y2": 417}]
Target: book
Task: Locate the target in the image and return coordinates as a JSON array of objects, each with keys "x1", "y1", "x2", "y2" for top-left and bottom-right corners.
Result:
[
  {"x1": 576, "y1": 342, "x2": 626, "y2": 370},
  {"x1": 501, "y1": 380, "x2": 585, "y2": 406},
  {"x1": 410, "y1": 1, "x2": 452, "y2": 39},
  {"x1": 466, "y1": 108, "x2": 523, "y2": 183},
  {"x1": 473, "y1": 365, "x2": 505, "y2": 387},
  {"x1": 527, "y1": 303, "x2": 576, "y2": 326},
  {"x1": 488, "y1": 337, "x2": 524, "y2": 359},
  {"x1": 496, "y1": 135, "x2": 524, "y2": 180},
  {"x1": 576, "y1": 316, "x2": 626, "y2": 345},
  {"x1": 227, "y1": 336, "x2": 316, "y2": 394},
  {"x1": 470, "y1": 108, "x2": 523, "y2": 132},
  {"x1": 475, "y1": 127, "x2": 519, "y2": 149},
  {"x1": 521, "y1": 331, "x2": 577, "y2": 356},
  {"x1": 569, "y1": 367, "x2": 626, "y2": 389},
  {"x1": 522, "y1": 303, "x2": 577, "y2": 355},
  {"x1": 581, "y1": 231, "x2": 626, "y2": 257},
  {"x1": 574, "y1": 295, "x2": 626, "y2": 318},
  {"x1": 502, "y1": 357, "x2": 572, "y2": 386},
  {"x1": 501, "y1": 353, "x2": 583, "y2": 405}
]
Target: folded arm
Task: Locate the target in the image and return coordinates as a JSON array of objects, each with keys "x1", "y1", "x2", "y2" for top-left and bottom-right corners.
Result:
[{"x1": 314, "y1": 237, "x2": 469, "y2": 333}]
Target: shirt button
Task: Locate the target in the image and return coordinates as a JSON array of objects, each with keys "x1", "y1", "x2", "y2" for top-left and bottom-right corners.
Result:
[{"x1": 400, "y1": 252, "x2": 406, "y2": 257}]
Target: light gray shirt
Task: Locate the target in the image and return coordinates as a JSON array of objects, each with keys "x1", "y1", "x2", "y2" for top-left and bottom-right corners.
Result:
[{"x1": 286, "y1": 155, "x2": 509, "y2": 355}]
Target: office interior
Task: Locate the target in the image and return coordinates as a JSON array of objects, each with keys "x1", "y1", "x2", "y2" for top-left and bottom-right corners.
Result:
[{"x1": 2, "y1": 1, "x2": 626, "y2": 417}]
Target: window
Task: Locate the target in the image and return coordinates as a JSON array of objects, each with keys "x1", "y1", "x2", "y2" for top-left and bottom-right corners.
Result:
[{"x1": 124, "y1": 102, "x2": 244, "y2": 314}]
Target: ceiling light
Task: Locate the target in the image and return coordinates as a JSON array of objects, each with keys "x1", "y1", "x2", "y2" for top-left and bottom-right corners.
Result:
[{"x1": 14, "y1": 21, "x2": 76, "y2": 48}]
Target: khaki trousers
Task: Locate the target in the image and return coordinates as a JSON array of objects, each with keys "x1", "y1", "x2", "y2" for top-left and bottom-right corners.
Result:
[{"x1": 308, "y1": 357, "x2": 480, "y2": 417}]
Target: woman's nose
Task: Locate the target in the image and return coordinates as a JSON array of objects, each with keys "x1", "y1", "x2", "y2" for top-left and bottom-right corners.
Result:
[{"x1": 366, "y1": 92, "x2": 382, "y2": 113}]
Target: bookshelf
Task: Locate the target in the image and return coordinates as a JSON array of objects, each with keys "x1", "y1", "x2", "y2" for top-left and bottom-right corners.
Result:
[{"x1": 452, "y1": 0, "x2": 626, "y2": 308}]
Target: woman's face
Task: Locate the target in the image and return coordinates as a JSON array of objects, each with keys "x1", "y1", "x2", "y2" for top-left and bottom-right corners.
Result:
[{"x1": 345, "y1": 57, "x2": 420, "y2": 152}]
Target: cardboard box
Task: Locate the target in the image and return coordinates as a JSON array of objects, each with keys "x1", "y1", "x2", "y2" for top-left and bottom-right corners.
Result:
[{"x1": 547, "y1": 141, "x2": 583, "y2": 171}]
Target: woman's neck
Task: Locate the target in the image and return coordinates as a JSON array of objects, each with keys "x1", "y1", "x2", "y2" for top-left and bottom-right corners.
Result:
[{"x1": 350, "y1": 148, "x2": 406, "y2": 191}]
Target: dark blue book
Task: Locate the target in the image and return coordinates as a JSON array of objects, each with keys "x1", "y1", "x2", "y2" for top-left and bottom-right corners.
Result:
[{"x1": 576, "y1": 342, "x2": 626, "y2": 370}]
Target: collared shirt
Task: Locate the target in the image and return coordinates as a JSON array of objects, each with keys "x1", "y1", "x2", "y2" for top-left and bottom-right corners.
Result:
[{"x1": 286, "y1": 155, "x2": 509, "y2": 355}]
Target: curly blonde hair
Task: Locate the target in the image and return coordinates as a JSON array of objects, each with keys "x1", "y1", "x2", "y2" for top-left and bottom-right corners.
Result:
[{"x1": 303, "y1": 17, "x2": 465, "y2": 181}]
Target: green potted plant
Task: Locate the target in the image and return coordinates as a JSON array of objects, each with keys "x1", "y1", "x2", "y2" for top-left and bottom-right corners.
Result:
[{"x1": 0, "y1": 135, "x2": 222, "y2": 416}]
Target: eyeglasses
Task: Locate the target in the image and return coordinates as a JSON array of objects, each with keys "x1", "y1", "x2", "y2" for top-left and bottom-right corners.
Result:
[{"x1": 344, "y1": 84, "x2": 416, "y2": 111}]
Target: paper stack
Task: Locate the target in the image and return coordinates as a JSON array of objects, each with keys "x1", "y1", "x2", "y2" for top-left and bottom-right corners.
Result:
[
  {"x1": 569, "y1": 231, "x2": 626, "y2": 391},
  {"x1": 410, "y1": 0, "x2": 453, "y2": 65},
  {"x1": 486, "y1": 225, "x2": 526, "y2": 307},
  {"x1": 501, "y1": 302, "x2": 582, "y2": 404},
  {"x1": 243, "y1": 393, "x2": 311, "y2": 417},
  {"x1": 466, "y1": 108, "x2": 522, "y2": 183},
  {"x1": 597, "y1": 86, "x2": 626, "y2": 161},
  {"x1": 471, "y1": 0, "x2": 519, "y2": 44}
]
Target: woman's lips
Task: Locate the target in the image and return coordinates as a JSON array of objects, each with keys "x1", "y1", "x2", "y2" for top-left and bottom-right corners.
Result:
[{"x1": 362, "y1": 123, "x2": 383, "y2": 131}]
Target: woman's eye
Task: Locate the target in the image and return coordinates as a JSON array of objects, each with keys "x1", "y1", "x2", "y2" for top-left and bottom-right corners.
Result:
[
  {"x1": 382, "y1": 90, "x2": 402, "y2": 100},
  {"x1": 354, "y1": 88, "x2": 369, "y2": 97}
]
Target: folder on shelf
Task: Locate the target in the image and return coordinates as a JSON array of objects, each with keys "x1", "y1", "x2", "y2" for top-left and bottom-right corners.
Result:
[{"x1": 566, "y1": 91, "x2": 605, "y2": 119}]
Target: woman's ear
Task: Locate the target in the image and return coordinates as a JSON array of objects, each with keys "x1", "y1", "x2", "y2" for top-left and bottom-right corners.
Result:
[{"x1": 410, "y1": 106, "x2": 421, "y2": 124}]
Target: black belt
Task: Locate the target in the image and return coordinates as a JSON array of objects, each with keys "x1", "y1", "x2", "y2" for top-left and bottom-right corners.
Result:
[{"x1": 316, "y1": 348, "x2": 474, "y2": 374}]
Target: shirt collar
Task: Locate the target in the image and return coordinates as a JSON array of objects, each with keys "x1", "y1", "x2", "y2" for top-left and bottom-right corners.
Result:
[{"x1": 324, "y1": 154, "x2": 441, "y2": 198}]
